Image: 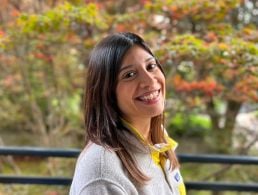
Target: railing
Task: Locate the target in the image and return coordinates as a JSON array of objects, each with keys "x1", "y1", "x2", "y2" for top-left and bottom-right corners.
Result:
[{"x1": 0, "y1": 146, "x2": 258, "y2": 192}]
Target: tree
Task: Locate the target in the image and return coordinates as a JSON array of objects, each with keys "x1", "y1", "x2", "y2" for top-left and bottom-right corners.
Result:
[
  {"x1": 0, "y1": 1, "x2": 108, "y2": 146},
  {"x1": 112, "y1": 0, "x2": 258, "y2": 153},
  {"x1": 1, "y1": 0, "x2": 257, "y2": 151}
]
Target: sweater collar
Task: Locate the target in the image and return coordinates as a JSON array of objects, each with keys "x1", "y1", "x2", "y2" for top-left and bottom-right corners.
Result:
[{"x1": 121, "y1": 118, "x2": 178, "y2": 166}]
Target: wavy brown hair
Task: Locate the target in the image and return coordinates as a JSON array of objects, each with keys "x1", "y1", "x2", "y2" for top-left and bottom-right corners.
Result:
[{"x1": 84, "y1": 32, "x2": 179, "y2": 185}]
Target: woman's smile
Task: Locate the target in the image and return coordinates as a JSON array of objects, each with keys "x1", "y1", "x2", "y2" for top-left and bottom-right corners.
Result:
[{"x1": 135, "y1": 89, "x2": 161, "y2": 104}]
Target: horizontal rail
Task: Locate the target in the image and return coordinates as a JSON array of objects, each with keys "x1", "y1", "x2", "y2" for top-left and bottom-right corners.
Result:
[
  {"x1": 1, "y1": 146, "x2": 258, "y2": 165},
  {"x1": 0, "y1": 147, "x2": 257, "y2": 192},
  {"x1": 185, "y1": 182, "x2": 258, "y2": 192},
  {"x1": 178, "y1": 154, "x2": 258, "y2": 165},
  {"x1": 0, "y1": 146, "x2": 80, "y2": 158},
  {"x1": 0, "y1": 175, "x2": 257, "y2": 192},
  {"x1": 0, "y1": 176, "x2": 71, "y2": 185}
]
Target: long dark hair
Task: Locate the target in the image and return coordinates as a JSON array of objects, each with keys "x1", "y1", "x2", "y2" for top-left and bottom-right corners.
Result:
[{"x1": 84, "y1": 32, "x2": 178, "y2": 185}]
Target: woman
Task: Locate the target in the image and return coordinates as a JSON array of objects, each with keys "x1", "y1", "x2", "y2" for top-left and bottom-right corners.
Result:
[{"x1": 70, "y1": 32, "x2": 186, "y2": 195}]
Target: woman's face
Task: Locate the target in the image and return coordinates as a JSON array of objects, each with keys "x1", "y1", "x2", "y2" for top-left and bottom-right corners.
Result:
[{"x1": 116, "y1": 45, "x2": 165, "y2": 124}]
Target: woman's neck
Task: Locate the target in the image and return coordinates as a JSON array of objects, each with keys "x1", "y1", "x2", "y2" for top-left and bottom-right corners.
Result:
[{"x1": 126, "y1": 117, "x2": 151, "y2": 141}]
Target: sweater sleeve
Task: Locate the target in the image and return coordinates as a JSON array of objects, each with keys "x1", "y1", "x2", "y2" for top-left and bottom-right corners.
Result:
[{"x1": 78, "y1": 179, "x2": 128, "y2": 195}]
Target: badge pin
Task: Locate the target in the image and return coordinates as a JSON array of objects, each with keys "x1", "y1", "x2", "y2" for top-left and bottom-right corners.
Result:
[{"x1": 174, "y1": 172, "x2": 180, "y2": 182}]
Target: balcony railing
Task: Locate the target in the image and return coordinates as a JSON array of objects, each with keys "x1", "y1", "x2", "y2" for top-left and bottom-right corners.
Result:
[{"x1": 0, "y1": 146, "x2": 258, "y2": 192}]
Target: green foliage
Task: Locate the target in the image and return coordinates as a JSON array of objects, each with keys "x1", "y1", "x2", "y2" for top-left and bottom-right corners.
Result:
[
  {"x1": 167, "y1": 113, "x2": 211, "y2": 137},
  {"x1": 17, "y1": 2, "x2": 108, "y2": 35},
  {"x1": 0, "y1": 2, "x2": 105, "y2": 146},
  {"x1": 156, "y1": 34, "x2": 258, "y2": 103}
]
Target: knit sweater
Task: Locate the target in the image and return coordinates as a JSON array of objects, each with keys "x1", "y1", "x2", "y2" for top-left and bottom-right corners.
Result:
[{"x1": 69, "y1": 131, "x2": 185, "y2": 195}]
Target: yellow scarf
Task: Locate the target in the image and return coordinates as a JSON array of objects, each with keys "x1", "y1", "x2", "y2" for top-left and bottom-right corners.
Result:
[{"x1": 121, "y1": 119, "x2": 177, "y2": 167}]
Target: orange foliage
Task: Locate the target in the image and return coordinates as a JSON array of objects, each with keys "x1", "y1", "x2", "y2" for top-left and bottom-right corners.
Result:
[
  {"x1": 173, "y1": 75, "x2": 222, "y2": 96},
  {"x1": 2, "y1": 74, "x2": 21, "y2": 88},
  {"x1": 115, "y1": 24, "x2": 126, "y2": 32},
  {"x1": 170, "y1": 5, "x2": 178, "y2": 12},
  {"x1": 234, "y1": 76, "x2": 258, "y2": 102},
  {"x1": 11, "y1": 9, "x2": 21, "y2": 17},
  {"x1": 2, "y1": 75, "x2": 15, "y2": 87},
  {"x1": 33, "y1": 52, "x2": 53, "y2": 62},
  {"x1": 96, "y1": 3, "x2": 103, "y2": 9},
  {"x1": 140, "y1": 0, "x2": 151, "y2": 5},
  {"x1": 218, "y1": 43, "x2": 229, "y2": 50},
  {"x1": 204, "y1": 32, "x2": 218, "y2": 43},
  {"x1": 0, "y1": 30, "x2": 5, "y2": 37}
]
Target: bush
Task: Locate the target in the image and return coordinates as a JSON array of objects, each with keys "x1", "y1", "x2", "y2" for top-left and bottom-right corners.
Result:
[{"x1": 167, "y1": 113, "x2": 211, "y2": 137}]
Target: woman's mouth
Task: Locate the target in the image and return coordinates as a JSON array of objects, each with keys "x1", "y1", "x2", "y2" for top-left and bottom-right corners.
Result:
[{"x1": 136, "y1": 90, "x2": 160, "y2": 102}]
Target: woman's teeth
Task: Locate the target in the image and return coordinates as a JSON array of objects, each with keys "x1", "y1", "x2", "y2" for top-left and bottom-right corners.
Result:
[{"x1": 139, "y1": 90, "x2": 159, "y2": 101}]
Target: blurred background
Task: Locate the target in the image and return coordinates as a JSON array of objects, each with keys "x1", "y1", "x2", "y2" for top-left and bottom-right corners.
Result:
[{"x1": 0, "y1": 0, "x2": 257, "y2": 194}]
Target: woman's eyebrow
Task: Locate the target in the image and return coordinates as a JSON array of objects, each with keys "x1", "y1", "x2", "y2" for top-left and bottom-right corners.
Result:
[
  {"x1": 145, "y1": 57, "x2": 155, "y2": 62},
  {"x1": 119, "y1": 64, "x2": 133, "y2": 73},
  {"x1": 119, "y1": 57, "x2": 155, "y2": 73}
]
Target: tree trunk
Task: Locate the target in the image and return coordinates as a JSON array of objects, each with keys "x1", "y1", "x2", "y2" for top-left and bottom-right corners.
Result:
[
  {"x1": 207, "y1": 99, "x2": 242, "y2": 154},
  {"x1": 17, "y1": 44, "x2": 50, "y2": 146},
  {"x1": 207, "y1": 99, "x2": 241, "y2": 195}
]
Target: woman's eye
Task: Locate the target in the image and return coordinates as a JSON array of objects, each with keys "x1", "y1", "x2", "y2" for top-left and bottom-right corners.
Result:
[
  {"x1": 147, "y1": 63, "x2": 158, "y2": 71},
  {"x1": 123, "y1": 71, "x2": 136, "y2": 79}
]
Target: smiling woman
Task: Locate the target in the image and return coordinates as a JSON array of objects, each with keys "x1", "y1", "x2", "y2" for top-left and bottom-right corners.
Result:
[
  {"x1": 69, "y1": 32, "x2": 186, "y2": 195},
  {"x1": 116, "y1": 45, "x2": 166, "y2": 137}
]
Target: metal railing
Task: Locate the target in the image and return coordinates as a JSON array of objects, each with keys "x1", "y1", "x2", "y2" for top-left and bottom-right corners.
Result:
[{"x1": 0, "y1": 146, "x2": 258, "y2": 192}]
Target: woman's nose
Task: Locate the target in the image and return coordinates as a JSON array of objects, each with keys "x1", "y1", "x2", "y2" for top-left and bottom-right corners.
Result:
[{"x1": 139, "y1": 71, "x2": 156, "y2": 88}]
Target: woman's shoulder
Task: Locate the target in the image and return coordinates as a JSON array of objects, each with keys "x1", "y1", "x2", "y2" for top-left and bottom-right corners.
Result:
[
  {"x1": 70, "y1": 143, "x2": 134, "y2": 194},
  {"x1": 72, "y1": 143, "x2": 127, "y2": 184},
  {"x1": 76, "y1": 143, "x2": 123, "y2": 176}
]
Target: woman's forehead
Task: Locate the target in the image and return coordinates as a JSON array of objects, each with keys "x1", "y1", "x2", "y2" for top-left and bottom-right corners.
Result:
[{"x1": 120, "y1": 46, "x2": 154, "y2": 67}]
